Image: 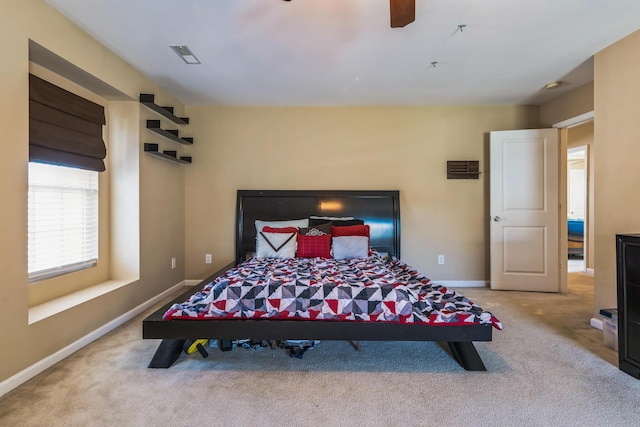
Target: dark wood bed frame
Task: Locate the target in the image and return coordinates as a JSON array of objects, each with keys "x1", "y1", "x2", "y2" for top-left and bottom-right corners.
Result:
[{"x1": 143, "y1": 190, "x2": 492, "y2": 370}]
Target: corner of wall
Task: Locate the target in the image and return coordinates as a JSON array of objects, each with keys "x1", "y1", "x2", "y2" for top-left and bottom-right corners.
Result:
[{"x1": 539, "y1": 82, "x2": 594, "y2": 127}]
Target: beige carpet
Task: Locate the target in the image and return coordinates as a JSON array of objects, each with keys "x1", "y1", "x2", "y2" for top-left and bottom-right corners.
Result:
[{"x1": 1, "y1": 271, "x2": 639, "y2": 427}]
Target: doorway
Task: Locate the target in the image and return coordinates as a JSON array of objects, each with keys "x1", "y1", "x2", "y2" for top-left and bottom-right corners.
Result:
[
  {"x1": 563, "y1": 121, "x2": 594, "y2": 276},
  {"x1": 488, "y1": 113, "x2": 594, "y2": 293},
  {"x1": 568, "y1": 145, "x2": 586, "y2": 272}
]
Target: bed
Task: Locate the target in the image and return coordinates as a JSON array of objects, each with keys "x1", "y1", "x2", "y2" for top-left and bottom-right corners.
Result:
[{"x1": 143, "y1": 190, "x2": 500, "y2": 371}]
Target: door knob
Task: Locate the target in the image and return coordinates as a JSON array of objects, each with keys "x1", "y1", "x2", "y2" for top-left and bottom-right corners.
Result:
[{"x1": 493, "y1": 216, "x2": 501, "y2": 222}]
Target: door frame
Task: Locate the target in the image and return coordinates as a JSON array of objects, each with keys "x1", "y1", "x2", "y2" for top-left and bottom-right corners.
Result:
[{"x1": 553, "y1": 111, "x2": 594, "y2": 293}]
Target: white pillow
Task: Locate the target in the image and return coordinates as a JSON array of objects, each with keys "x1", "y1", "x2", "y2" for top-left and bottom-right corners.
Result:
[
  {"x1": 255, "y1": 219, "x2": 309, "y2": 257},
  {"x1": 332, "y1": 236, "x2": 369, "y2": 260},
  {"x1": 256, "y1": 231, "x2": 297, "y2": 258}
]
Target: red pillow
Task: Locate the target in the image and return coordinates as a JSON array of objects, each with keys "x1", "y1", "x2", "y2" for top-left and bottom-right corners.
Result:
[
  {"x1": 297, "y1": 233, "x2": 332, "y2": 258},
  {"x1": 332, "y1": 224, "x2": 370, "y2": 255},
  {"x1": 262, "y1": 226, "x2": 299, "y2": 233},
  {"x1": 331, "y1": 224, "x2": 369, "y2": 238}
]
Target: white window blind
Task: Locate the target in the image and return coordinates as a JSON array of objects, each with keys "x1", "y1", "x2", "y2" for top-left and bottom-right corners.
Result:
[{"x1": 28, "y1": 162, "x2": 98, "y2": 282}]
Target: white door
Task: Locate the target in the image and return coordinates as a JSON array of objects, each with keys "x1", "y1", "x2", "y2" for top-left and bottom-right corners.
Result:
[{"x1": 490, "y1": 129, "x2": 560, "y2": 292}]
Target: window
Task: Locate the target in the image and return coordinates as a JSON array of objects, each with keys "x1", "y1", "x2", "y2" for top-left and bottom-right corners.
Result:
[
  {"x1": 27, "y1": 72, "x2": 106, "y2": 284},
  {"x1": 28, "y1": 162, "x2": 98, "y2": 282}
]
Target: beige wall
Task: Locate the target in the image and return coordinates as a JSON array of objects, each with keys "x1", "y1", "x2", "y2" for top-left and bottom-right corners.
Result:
[
  {"x1": 0, "y1": 0, "x2": 187, "y2": 383},
  {"x1": 183, "y1": 106, "x2": 540, "y2": 280},
  {"x1": 593, "y1": 29, "x2": 640, "y2": 316},
  {"x1": 539, "y1": 81, "x2": 594, "y2": 127}
]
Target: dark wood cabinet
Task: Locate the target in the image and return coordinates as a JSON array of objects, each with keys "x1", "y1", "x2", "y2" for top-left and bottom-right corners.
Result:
[{"x1": 616, "y1": 234, "x2": 640, "y2": 378}]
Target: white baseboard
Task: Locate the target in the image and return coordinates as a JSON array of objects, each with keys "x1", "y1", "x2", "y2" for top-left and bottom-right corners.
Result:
[
  {"x1": 0, "y1": 280, "x2": 186, "y2": 398},
  {"x1": 591, "y1": 317, "x2": 603, "y2": 330},
  {"x1": 586, "y1": 268, "x2": 594, "y2": 275},
  {"x1": 432, "y1": 280, "x2": 488, "y2": 288},
  {"x1": 184, "y1": 279, "x2": 202, "y2": 287}
]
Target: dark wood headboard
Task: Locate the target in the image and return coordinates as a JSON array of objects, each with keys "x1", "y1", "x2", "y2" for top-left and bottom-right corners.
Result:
[{"x1": 235, "y1": 190, "x2": 400, "y2": 264}]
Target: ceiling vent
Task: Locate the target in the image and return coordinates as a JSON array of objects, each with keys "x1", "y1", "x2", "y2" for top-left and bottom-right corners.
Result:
[{"x1": 170, "y1": 45, "x2": 201, "y2": 64}]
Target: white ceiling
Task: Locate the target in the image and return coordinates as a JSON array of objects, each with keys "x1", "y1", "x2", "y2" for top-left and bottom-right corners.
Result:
[{"x1": 44, "y1": 0, "x2": 640, "y2": 106}]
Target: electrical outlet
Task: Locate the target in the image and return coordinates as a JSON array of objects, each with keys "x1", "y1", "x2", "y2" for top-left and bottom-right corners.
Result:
[
  {"x1": 438, "y1": 255, "x2": 445, "y2": 265},
  {"x1": 171, "y1": 257, "x2": 176, "y2": 269},
  {"x1": 205, "y1": 253, "x2": 212, "y2": 264}
]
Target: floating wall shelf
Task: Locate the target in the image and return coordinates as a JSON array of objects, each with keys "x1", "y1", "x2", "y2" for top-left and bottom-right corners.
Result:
[
  {"x1": 144, "y1": 143, "x2": 192, "y2": 164},
  {"x1": 140, "y1": 93, "x2": 193, "y2": 165},
  {"x1": 139, "y1": 93, "x2": 189, "y2": 125},
  {"x1": 146, "y1": 120, "x2": 194, "y2": 145}
]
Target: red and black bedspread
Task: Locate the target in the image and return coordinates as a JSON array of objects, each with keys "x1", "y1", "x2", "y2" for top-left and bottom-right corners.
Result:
[{"x1": 164, "y1": 253, "x2": 502, "y2": 330}]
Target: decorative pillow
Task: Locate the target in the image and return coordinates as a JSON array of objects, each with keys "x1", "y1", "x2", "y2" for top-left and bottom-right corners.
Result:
[
  {"x1": 262, "y1": 226, "x2": 299, "y2": 234},
  {"x1": 309, "y1": 216, "x2": 364, "y2": 227},
  {"x1": 331, "y1": 224, "x2": 370, "y2": 238},
  {"x1": 255, "y1": 218, "x2": 309, "y2": 233},
  {"x1": 256, "y1": 227, "x2": 298, "y2": 259},
  {"x1": 332, "y1": 224, "x2": 371, "y2": 255},
  {"x1": 331, "y1": 219, "x2": 365, "y2": 226},
  {"x1": 332, "y1": 236, "x2": 369, "y2": 260},
  {"x1": 299, "y1": 223, "x2": 332, "y2": 236},
  {"x1": 297, "y1": 233, "x2": 332, "y2": 258},
  {"x1": 255, "y1": 219, "x2": 309, "y2": 257}
]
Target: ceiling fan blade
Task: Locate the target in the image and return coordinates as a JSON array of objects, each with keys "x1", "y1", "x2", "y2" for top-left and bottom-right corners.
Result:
[{"x1": 390, "y1": 0, "x2": 415, "y2": 28}]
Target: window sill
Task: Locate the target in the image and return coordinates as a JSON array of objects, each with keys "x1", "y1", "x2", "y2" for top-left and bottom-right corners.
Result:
[{"x1": 28, "y1": 278, "x2": 136, "y2": 325}]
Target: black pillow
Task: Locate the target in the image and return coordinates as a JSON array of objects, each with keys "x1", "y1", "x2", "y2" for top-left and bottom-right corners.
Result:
[
  {"x1": 299, "y1": 223, "x2": 332, "y2": 236},
  {"x1": 309, "y1": 217, "x2": 364, "y2": 227}
]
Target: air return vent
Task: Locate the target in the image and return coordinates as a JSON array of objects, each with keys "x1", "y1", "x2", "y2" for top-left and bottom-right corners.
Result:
[
  {"x1": 447, "y1": 160, "x2": 480, "y2": 179},
  {"x1": 170, "y1": 45, "x2": 201, "y2": 64}
]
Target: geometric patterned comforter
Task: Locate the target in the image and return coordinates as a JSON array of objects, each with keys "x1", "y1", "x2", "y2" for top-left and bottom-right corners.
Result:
[{"x1": 164, "y1": 253, "x2": 502, "y2": 330}]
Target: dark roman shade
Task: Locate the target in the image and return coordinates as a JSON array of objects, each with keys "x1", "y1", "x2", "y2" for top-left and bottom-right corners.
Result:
[{"x1": 29, "y1": 74, "x2": 107, "y2": 172}]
